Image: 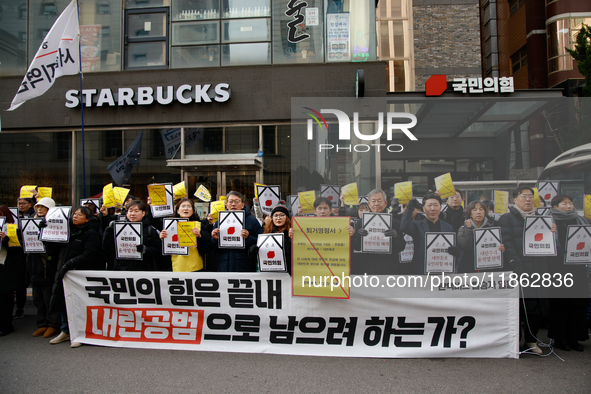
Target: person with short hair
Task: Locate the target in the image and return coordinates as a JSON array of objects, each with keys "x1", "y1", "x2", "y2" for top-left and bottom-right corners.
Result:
[
  {"x1": 399, "y1": 193, "x2": 459, "y2": 275},
  {"x1": 440, "y1": 191, "x2": 464, "y2": 233},
  {"x1": 210, "y1": 191, "x2": 263, "y2": 272}
]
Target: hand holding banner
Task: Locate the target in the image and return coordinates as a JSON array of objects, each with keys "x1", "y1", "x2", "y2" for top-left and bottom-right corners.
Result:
[
  {"x1": 434, "y1": 173, "x2": 456, "y2": 199},
  {"x1": 341, "y1": 183, "x2": 359, "y2": 206}
]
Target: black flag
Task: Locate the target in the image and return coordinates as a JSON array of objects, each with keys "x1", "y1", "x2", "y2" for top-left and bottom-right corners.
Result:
[{"x1": 107, "y1": 131, "x2": 143, "y2": 186}]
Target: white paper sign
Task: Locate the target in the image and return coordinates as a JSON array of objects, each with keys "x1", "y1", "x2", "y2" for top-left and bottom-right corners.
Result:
[
  {"x1": 320, "y1": 185, "x2": 341, "y2": 208},
  {"x1": 425, "y1": 232, "x2": 456, "y2": 273},
  {"x1": 256, "y1": 185, "x2": 281, "y2": 216},
  {"x1": 150, "y1": 183, "x2": 174, "y2": 218},
  {"x1": 80, "y1": 199, "x2": 101, "y2": 209},
  {"x1": 289, "y1": 195, "x2": 300, "y2": 217},
  {"x1": 218, "y1": 211, "x2": 245, "y2": 249},
  {"x1": 114, "y1": 222, "x2": 143, "y2": 260},
  {"x1": 358, "y1": 195, "x2": 369, "y2": 205},
  {"x1": 399, "y1": 234, "x2": 414, "y2": 263},
  {"x1": 40, "y1": 207, "x2": 71, "y2": 243},
  {"x1": 162, "y1": 218, "x2": 188, "y2": 256},
  {"x1": 565, "y1": 225, "x2": 591, "y2": 264},
  {"x1": 21, "y1": 218, "x2": 46, "y2": 253},
  {"x1": 257, "y1": 233, "x2": 287, "y2": 272},
  {"x1": 536, "y1": 181, "x2": 560, "y2": 204},
  {"x1": 474, "y1": 227, "x2": 503, "y2": 270},
  {"x1": 9, "y1": 207, "x2": 19, "y2": 221},
  {"x1": 523, "y1": 216, "x2": 557, "y2": 256},
  {"x1": 536, "y1": 207, "x2": 550, "y2": 216},
  {"x1": 361, "y1": 213, "x2": 392, "y2": 254}
]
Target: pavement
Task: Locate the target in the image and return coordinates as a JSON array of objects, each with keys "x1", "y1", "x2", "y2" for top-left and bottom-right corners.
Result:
[{"x1": 1, "y1": 298, "x2": 590, "y2": 393}]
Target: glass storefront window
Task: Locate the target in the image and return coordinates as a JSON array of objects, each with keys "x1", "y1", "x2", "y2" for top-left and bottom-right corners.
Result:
[
  {"x1": 172, "y1": 45, "x2": 220, "y2": 67},
  {"x1": 0, "y1": 2, "x2": 28, "y2": 76},
  {"x1": 222, "y1": 0, "x2": 270, "y2": 18},
  {"x1": 172, "y1": 21, "x2": 220, "y2": 45},
  {"x1": 79, "y1": 0, "x2": 123, "y2": 72},
  {"x1": 222, "y1": 18, "x2": 270, "y2": 42},
  {"x1": 126, "y1": 0, "x2": 170, "y2": 8},
  {"x1": 127, "y1": 41, "x2": 167, "y2": 68},
  {"x1": 547, "y1": 17, "x2": 591, "y2": 74},
  {"x1": 225, "y1": 126, "x2": 259, "y2": 153},
  {"x1": 172, "y1": 0, "x2": 220, "y2": 20},
  {"x1": 221, "y1": 42, "x2": 271, "y2": 65}
]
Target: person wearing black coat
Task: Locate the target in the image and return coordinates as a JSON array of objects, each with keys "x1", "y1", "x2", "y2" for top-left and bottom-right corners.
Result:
[
  {"x1": 47, "y1": 206, "x2": 103, "y2": 346},
  {"x1": 440, "y1": 191, "x2": 465, "y2": 234},
  {"x1": 249, "y1": 202, "x2": 293, "y2": 274},
  {"x1": 103, "y1": 200, "x2": 161, "y2": 271},
  {"x1": 399, "y1": 194, "x2": 459, "y2": 275},
  {"x1": 0, "y1": 206, "x2": 22, "y2": 336},
  {"x1": 13, "y1": 197, "x2": 36, "y2": 319},
  {"x1": 497, "y1": 185, "x2": 554, "y2": 355}
]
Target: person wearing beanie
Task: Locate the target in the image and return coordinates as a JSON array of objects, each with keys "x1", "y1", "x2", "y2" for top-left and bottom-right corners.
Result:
[{"x1": 27, "y1": 198, "x2": 61, "y2": 338}]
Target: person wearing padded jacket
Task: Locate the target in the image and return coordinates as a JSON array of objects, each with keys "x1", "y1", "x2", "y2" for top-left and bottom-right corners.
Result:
[
  {"x1": 47, "y1": 206, "x2": 103, "y2": 347},
  {"x1": 103, "y1": 200, "x2": 161, "y2": 271}
]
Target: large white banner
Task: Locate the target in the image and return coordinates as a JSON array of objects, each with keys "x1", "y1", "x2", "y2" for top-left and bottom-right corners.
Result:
[
  {"x1": 64, "y1": 271, "x2": 519, "y2": 358},
  {"x1": 8, "y1": 0, "x2": 79, "y2": 111}
]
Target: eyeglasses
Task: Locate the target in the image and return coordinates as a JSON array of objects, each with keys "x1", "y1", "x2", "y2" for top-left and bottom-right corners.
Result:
[
  {"x1": 273, "y1": 213, "x2": 286, "y2": 219},
  {"x1": 227, "y1": 199, "x2": 242, "y2": 205},
  {"x1": 517, "y1": 194, "x2": 534, "y2": 200}
]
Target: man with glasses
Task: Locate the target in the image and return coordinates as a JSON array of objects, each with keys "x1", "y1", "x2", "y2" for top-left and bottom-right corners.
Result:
[
  {"x1": 211, "y1": 191, "x2": 263, "y2": 272},
  {"x1": 498, "y1": 185, "x2": 553, "y2": 355}
]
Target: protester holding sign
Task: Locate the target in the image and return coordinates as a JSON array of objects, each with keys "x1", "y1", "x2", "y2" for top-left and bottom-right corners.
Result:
[
  {"x1": 250, "y1": 201, "x2": 292, "y2": 274},
  {"x1": 440, "y1": 191, "x2": 465, "y2": 233},
  {"x1": 210, "y1": 191, "x2": 263, "y2": 272},
  {"x1": 457, "y1": 200, "x2": 505, "y2": 273},
  {"x1": 0, "y1": 206, "x2": 21, "y2": 336},
  {"x1": 497, "y1": 185, "x2": 554, "y2": 355},
  {"x1": 14, "y1": 196, "x2": 36, "y2": 319},
  {"x1": 547, "y1": 194, "x2": 589, "y2": 352},
  {"x1": 26, "y1": 198, "x2": 61, "y2": 338},
  {"x1": 99, "y1": 194, "x2": 139, "y2": 232},
  {"x1": 46, "y1": 206, "x2": 102, "y2": 347},
  {"x1": 103, "y1": 201, "x2": 161, "y2": 271},
  {"x1": 159, "y1": 198, "x2": 210, "y2": 272},
  {"x1": 399, "y1": 193, "x2": 459, "y2": 275}
]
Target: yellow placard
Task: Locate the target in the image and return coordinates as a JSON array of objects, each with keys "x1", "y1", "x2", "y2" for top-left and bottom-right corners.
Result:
[
  {"x1": 148, "y1": 184, "x2": 167, "y2": 206},
  {"x1": 220, "y1": 196, "x2": 227, "y2": 202},
  {"x1": 584, "y1": 195, "x2": 591, "y2": 220},
  {"x1": 254, "y1": 183, "x2": 266, "y2": 198},
  {"x1": 173, "y1": 182, "x2": 187, "y2": 199},
  {"x1": 37, "y1": 187, "x2": 52, "y2": 199},
  {"x1": 194, "y1": 185, "x2": 212, "y2": 202},
  {"x1": 394, "y1": 181, "x2": 413, "y2": 204},
  {"x1": 532, "y1": 188, "x2": 540, "y2": 209},
  {"x1": 20, "y1": 185, "x2": 37, "y2": 198},
  {"x1": 7, "y1": 224, "x2": 21, "y2": 247},
  {"x1": 434, "y1": 173, "x2": 456, "y2": 199},
  {"x1": 210, "y1": 200, "x2": 226, "y2": 223},
  {"x1": 341, "y1": 183, "x2": 359, "y2": 206},
  {"x1": 292, "y1": 217, "x2": 351, "y2": 299},
  {"x1": 113, "y1": 187, "x2": 130, "y2": 208},
  {"x1": 298, "y1": 191, "x2": 316, "y2": 214},
  {"x1": 178, "y1": 221, "x2": 201, "y2": 247},
  {"x1": 103, "y1": 183, "x2": 116, "y2": 208},
  {"x1": 494, "y1": 190, "x2": 509, "y2": 214}
]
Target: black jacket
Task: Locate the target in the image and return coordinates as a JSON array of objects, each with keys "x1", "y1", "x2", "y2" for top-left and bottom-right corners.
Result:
[
  {"x1": 103, "y1": 217, "x2": 161, "y2": 271},
  {"x1": 441, "y1": 205, "x2": 464, "y2": 234},
  {"x1": 27, "y1": 241, "x2": 61, "y2": 286},
  {"x1": 57, "y1": 217, "x2": 103, "y2": 272}
]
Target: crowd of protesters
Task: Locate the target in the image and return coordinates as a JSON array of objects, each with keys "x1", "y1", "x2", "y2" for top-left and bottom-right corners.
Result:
[{"x1": 0, "y1": 184, "x2": 589, "y2": 356}]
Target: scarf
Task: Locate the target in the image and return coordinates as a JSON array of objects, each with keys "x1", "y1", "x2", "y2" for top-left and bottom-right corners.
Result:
[
  {"x1": 550, "y1": 208, "x2": 586, "y2": 224},
  {"x1": 513, "y1": 204, "x2": 536, "y2": 219}
]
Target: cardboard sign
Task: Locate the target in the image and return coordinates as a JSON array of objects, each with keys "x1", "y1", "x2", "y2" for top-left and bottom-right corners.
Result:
[
  {"x1": 584, "y1": 195, "x2": 591, "y2": 220},
  {"x1": 20, "y1": 185, "x2": 37, "y2": 198},
  {"x1": 7, "y1": 224, "x2": 21, "y2": 247},
  {"x1": 361, "y1": 213, "x2": 392, "y2": 254},
  {"x1": 173, "y1": 181, "x2": 187, "y2": 199},
  {"x1": 113, "y1": 187, "x2": 130, "y2": 208},
  {"x1": 320, "y1": 185, "x2": 341, "y2": 208},
  {"x1": 80, "y1": 199, "x2": 101, "y2": 210},
  {"x1": 564, "y1": 225, "x2": 591, "y2": 264},
  {"x1": 254, "y1": 183, "x2": 266, "y2": 198},
  {"x1": 358, "y1": 195, "x2": 369, "y2": 205},
  {"x1": 148, "y1": 184, "x2": 168, "y2": 206},
  {"x1": 37, "y1": 187, "x2": 52, "y2": 199},
  {"x1": 298, "y1": 191, "x2": 316, "y2": 214},
  {"x1": 474, "y1": 227, "x2": 503, "y2": 270},
  {"x1": 178, "y1": 221, "x2": 200, "y2": 247},
  {"x1": 40, "y1": 207, "x2": 71, "y2": 243},
  {"x1": 394, "y1": 181, "x2": 413, "y2": 204},
  {"x1": 218, "y1": 211, "x2": 245, "y2": 249},
  {"x1": 341, "y1": 183, "x2": 359, "y2": 206},
  {"x1": 103, "y1": 183, "x2": 117, "y2": 208},
  {"x1": 523, "y1": 216, "x2": 556, "y2": 256},
  {"x1": 21, "y1": 218, "x2": 45, "y2": 253},
  {"x1": 532, "y1": 188, "x2": 540, "y2": 209},
  {"x1": 257, "y1": 233, "x2": 287, "y2": 272},
  {"x1": 288, "y1": 195, "x2": 301, "y2": 216},
  {"x1": 493, "y1": 190, "x2": 509, "y2": 214},
  {"x1": 195, "y1": 185, "x2": 212, "y2": 202},
  {"x1": 210, "y1": 200, "x2": 226, "y2": 223},
  {"x1": 161, "y1": 218, "x2": 188, "y2": 256},
  {"x1": 256, "y1": 185, "x2": 281, "y2": 216},
  {"x1": 114, "y1": 222, "x2": 143, "y2": 260},
  {"x1": 536, "y1": 181, "x2": 560, "y2": 205},
  {"x1": 149, "y1": 183, "x2": 174, "y2": 218},
  {"x1": 434, "y1": 173, "x2": 455, "y2": 199},
  {"x1": 425, "y1": 232, "x2": 456, "y2": 273}
]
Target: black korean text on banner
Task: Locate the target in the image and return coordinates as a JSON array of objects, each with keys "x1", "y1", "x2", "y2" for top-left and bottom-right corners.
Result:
[
  {"x1": 565, "y1": 225, "x2": 591, "y2": 264},
  {"x1": 40, "y1": 207, "x2": 71, "y2": 243},
  {"x1": 473, "y1": 227, "x2": 503, "y2": 270},
  {"x1": 162, "y1": 218, "x2": 189, "y2": 256},
  {"x1": 256, "y1": 185, "x2": 281, "y2": 216},
  {"x1": 257, "y1": 233, "x2": 287, "y2": 272},
  {"x1": 80, "y1": 199, "x2": 101, "y2": 210},
  {"x1": 114, "y1": 222, "x2": 143, "y2": 260},
  {"x1": 536, "y1": 181, "x2": 560, "y2": 205},
  {"x1": 289, "y1": 195, "x2": 300, "y2": 217},
  {"x1": 399, "y1": 234, "x2": 414, "y2": 263},
  {"x1": 21, "y1": 218, "x2": 46, "y2": 253},
  {"x1": 219, "y1": 210, "x2": 245, "y2": 249},
  {"x1": 150, "y1": 183, "x2": 174, "y2": 218},
  {"x1": 425, "y1": 232, "x2": 456, "y2": 273},
  {"x1": 523, "y1": 216, "x2": 557, "y2": 256},
  {"x1": 63, "y1": 271, "x2": 519, "y2": 358},
  {"x1": 361, "y1": 213, "x2": 392, "y2": 254},
  {"x1": 320, "y1": 185, "x2": 341, "y2": 208}
]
